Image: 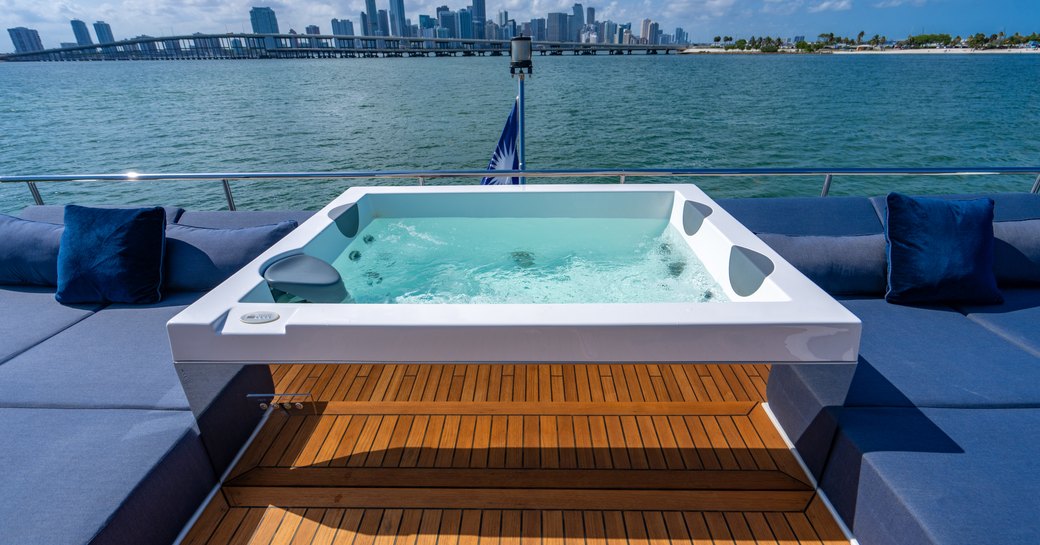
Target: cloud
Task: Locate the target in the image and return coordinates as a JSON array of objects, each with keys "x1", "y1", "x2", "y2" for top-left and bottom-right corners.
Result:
[
  {"x1": 873, "y1": 0, "x2": 924, "y2": 6},
  {"x1": 808, "y1": 0, "x2": 851, "y2": 12},
  {"x1": 761, "y1": 0, "x2": 804, "y2": 15}
]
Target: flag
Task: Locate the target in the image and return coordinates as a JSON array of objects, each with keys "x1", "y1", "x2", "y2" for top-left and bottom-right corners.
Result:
[{"x1": 481, "y1": 100, "x2": 520, "y2": 185}]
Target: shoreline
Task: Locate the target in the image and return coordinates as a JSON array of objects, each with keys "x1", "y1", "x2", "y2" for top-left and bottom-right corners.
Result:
[{"x1": 681, "y1": 47, "x2": 1040, "y2": 55}]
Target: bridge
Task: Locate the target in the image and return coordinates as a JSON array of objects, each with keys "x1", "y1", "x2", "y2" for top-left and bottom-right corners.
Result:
[{"x1": 0, "y1": 33, "x2": 686, "y2": 62}]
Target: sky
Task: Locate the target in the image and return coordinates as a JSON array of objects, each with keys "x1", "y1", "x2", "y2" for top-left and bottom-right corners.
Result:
[{"x1": 2, "y1": 0, "x2": 1038, "y2": 52}]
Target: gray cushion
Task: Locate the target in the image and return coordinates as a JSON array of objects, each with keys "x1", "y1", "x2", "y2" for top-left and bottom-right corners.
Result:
[
  {"x1": 718, "y1": 197, "x2": 883, "y2": 236},
  {"x1": 758, "y1": 234, "x2": 886, "y2": 295},
  {"x1": 0, "y1": 287, "x2": 102, "y2": 365},
  {"x1": 0, "y1": 291, "x2": 201, "y2": 410},
  {"x1": 0, "y1": 214, "x2": 62, "y2": 286},
  {"x1": 0, "y1": 408, "x2": 214, "y2": 545},
  {"x1": 822, "y1": 407, "x2": 1040, "y2": 545},
  {"x1": 960, "y1": 289, "x2": 1040, "y2": 358},
  {"x1": 176, "y1": 210, "x2": 314, "y2": 229},
  {"x1": 837, "y1": 297, "x2": 1040, "y2": 408},
  {"x1": 19, "y1": 204, "x2": 184, "y2": 225},
  {"x1": 992, "y1": 219, "x2": 1040, "y2": 286},
  {"x1": 165, "y1": 221, "x2": 297, "y2": 292}
]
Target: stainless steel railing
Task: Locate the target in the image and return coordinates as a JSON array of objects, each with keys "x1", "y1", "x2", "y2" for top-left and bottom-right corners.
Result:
[{"x1": 2, "y1": 167, "x2": 1039, "y2": 210}]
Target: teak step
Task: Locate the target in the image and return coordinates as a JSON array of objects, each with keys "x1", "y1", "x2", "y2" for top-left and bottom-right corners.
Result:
[{"x1": 223, "y1": 485, "x2": 814, "y2": 512}]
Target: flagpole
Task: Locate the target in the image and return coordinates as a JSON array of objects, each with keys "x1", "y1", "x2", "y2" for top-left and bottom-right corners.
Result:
[
  {"x1": 510, "y1": 36, "x2": 532, "y2": 185},
  {"x1": 517, "y1": 74, "x2": 525, "y2": 185}
]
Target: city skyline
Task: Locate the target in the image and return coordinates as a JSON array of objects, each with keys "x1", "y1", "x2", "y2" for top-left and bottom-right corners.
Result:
[{"x1": 3, "y1": 0, "x2": 1038, "y2": 53}]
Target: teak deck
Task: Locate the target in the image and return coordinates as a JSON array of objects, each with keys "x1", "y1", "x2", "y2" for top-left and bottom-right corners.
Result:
[{"x1": 184, "y1": 364, "x2": 849, "y2": 545}]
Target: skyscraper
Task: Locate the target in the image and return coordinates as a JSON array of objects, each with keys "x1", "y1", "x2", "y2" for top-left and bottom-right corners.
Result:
[
  {"x1": 305, "y1": 25, "x2": 320, "y2": 34},
  {"x1": 331, "y1": 19, "x2": 355, "y2": 35},
  {"x1": 647, "y1": 21, "x2": 660, "y2": 44},
  {"x1": 70, "y1": 19, "x2": 93, "y2": 46},
  {"x1": 249, "y1": 7, "x2": 280, "y2": 34},
  {"x1": 437, "y1": 10, "x2": 456, "y2": 38},
  {"x1": 93, "y1": 21, "x2": 115, "y2": 44},
  {"x1": 639, "y1": 19, "x2": 652, "y2": 44},
  {"x1": 586, "y1": 7, "x2": 595, "y2": 26},
  {"x1": 571, "y1": 4, "x2": 584, "y2": 41},
  {"x1": 360, "y1": 13, "x2": 370, "y2": 36},
  {"x1": 530, "y1": 18, "x2": 546, "y2": 41},
  {"x1": 498, "y1": 11, "x2": 509, "y2": 27},
  {"x1": 546, "y1": 13, "x2": 568, "y2": 42},
  {"x1": 7, "y1": 27, "x2": 44, "y2": 52},
  {"x1": 457, "y1": 8, "x2": 473, "y2": 39},
  {"x1": 364, "y1": 0, "x2": 379, "y2": 35},
  {"x1": 471, "y1": 0, "x2": 486, "y2": 39},
  {"x1": 377, "y1": 10, "x2": 390, "y2": 37},
  {"x1": 389, "y1": 0, "x2": 407, "y2": 37},
  {"x1": 331, "y1": 19, "x2": 355, "y2": 47}
]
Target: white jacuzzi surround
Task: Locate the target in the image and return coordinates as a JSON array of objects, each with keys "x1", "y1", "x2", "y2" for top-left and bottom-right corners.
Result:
[{"x1": 168, "y1": 184, "x2": 861, "y2": 365}]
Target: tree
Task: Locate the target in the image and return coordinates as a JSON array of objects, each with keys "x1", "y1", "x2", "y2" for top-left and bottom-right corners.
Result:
[
  {"x1": 857, "y1": 30, "x2": 865, "y2": 44},
  {"x1": 723, "y1": 36, "x2": 732, "y2": 43},
  {"x1": 714, "y1": 35, "x2": 721, "y2": 43},
  {"x1": 735, "y1": 38, "x2": 748, "y2": 50}
]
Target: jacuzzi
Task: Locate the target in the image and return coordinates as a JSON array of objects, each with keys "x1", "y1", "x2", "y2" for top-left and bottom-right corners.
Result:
[{"x1": 168, "y1": 184, "x2": 861, "y2": 365}]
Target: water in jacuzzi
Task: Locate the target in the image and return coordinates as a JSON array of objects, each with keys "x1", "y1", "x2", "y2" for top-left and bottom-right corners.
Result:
[{"x1": 330, "y1": 217, "x2": 727, "y2": 304}]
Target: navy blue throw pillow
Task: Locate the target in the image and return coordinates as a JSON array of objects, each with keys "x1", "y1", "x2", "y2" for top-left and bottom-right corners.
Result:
[
  {"x1": 0, "y1": 214, "x2": 63, "y2": 286},
  {"x1": 885, "y1": 193, "x2": 1002, "y2": 305},
  {"x1": 56, "y1": 205, "x2": 167, "y2": 304},
  {"x1": 164, "y1": 221, "x2": 297, "y2": 292}
]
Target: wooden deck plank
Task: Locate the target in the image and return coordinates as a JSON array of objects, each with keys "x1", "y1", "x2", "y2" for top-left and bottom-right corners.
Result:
[
  {"x1": 313, "y1": 401, "x2": 755, "y2": 416},
  {"x1": 181, "y1": 489, "x2": 230, "y2": 545}
]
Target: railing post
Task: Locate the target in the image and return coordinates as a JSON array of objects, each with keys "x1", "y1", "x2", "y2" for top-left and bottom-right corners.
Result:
[
  {"x1": 221, "y1": 179, "x2": 237, "y2": 211},
  {"x1": 619, "y1": 175, "x2": 626, "y2": 185},
  {"x1": 820, "y1": 174, "x2": 833, "y2": 197},
  {"x1": 1032, "y1": 174, "x2": 1040, "y2": 194},
  {"x1": 26, "y1": 182, "x2": 44, "y2": 205},
  {"x1": 418, "y1": 176, "x2": 425, "y2": 186}
]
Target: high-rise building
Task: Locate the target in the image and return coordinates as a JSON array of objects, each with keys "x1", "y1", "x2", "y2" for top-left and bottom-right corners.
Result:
[
  {"x1": 70, "y1": 19, "x2": 93, "y2": 46},
  {"x1": 470, "y1": 0, "x2": 486, "y2": 39},
  {"x1": 360, "y1": 13, "x2": 370, "y2": 36},
  {"x1": 571, "y1": 4, "x2": 584, "y2": 41},
  {"x1": 377, "y1": 10, "x2": 390, "y2": 37},
  {"x1": 437, "y1": 10, "x2": 456, "y2": 38},
  {"x1": 364, "y1": 0, "x2": 379, "y2": 35},
  {"x1": 305, "y1": 25, "x2": 320, "y2": 34},
  {"x1": 331, "y1": 19, "x2": 355, "y2": 47},
  {"x1": 457, "y1": 8, "x2": 473, "y2": 39},
  {"x1": 93, "y1": 21, "x2": 115, "y2": 44},
  {"x1": 7, "y1": 27, "x2": 44, "y2": 53},
  {"x1": 418, "y1": 15, "x2": 435, "y2": 30},
  {"x1": 546, "y1": 13, "x2": 568, "y2": 42},
  {"x1": 639, "y1": 19, "x2": 652, "y2": 44},
  {"x1": 389, "y1": 0, "x2": 407, "y2": 37},
  {"x1": 498, "y1": 11, "x2": 509, "y2": 27},
  {"x1": 249, "y1": 7, "x2": 280, "y2": 34},
  {"x1": 530, "y1": 18, "x2": 546, "y2": 41},
  {"x1": 647, "y1": 21, "x2": 660, "y2": 44},
  {"x1": 586, "y1": 7, "x2": 595, "y2": 26},
  {"x1": 331, "y1": 19, "x2": 354, "y2": 35},
  {"x1": 674, "y1": 27, "x2": 687, "y2": 44}
]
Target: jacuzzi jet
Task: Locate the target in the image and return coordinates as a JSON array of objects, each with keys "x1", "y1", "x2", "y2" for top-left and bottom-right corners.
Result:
[
  {"x1": 511, "y1": 251, "x2": 535, "y2": 268},
  {"x1": 364, "y1": 271, "x2": 383, "y2": 285},
  {"x1": 703, "y1": 290, "x2": 714, "y2": 301},
  {"x1": 659, "y1": 242, "x2": 673, "y2": 255},
  {"x1": 667, "y1": 261, "x2": 686, "y2": 277},
  {"x1": 363, "y1": 235, "x2": 375, "y2": 244},
  {"x1": 348, "y1": 250, "x2": 362, "y2": 261}
]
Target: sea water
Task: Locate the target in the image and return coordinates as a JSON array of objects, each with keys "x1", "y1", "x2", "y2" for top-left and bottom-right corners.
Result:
[
  {"x1": 2, "y1": 55, "x2": 1039, "y2": 214},
  {"x1": 329, "y1": 217, "x2": 727, "y2": 304}
]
